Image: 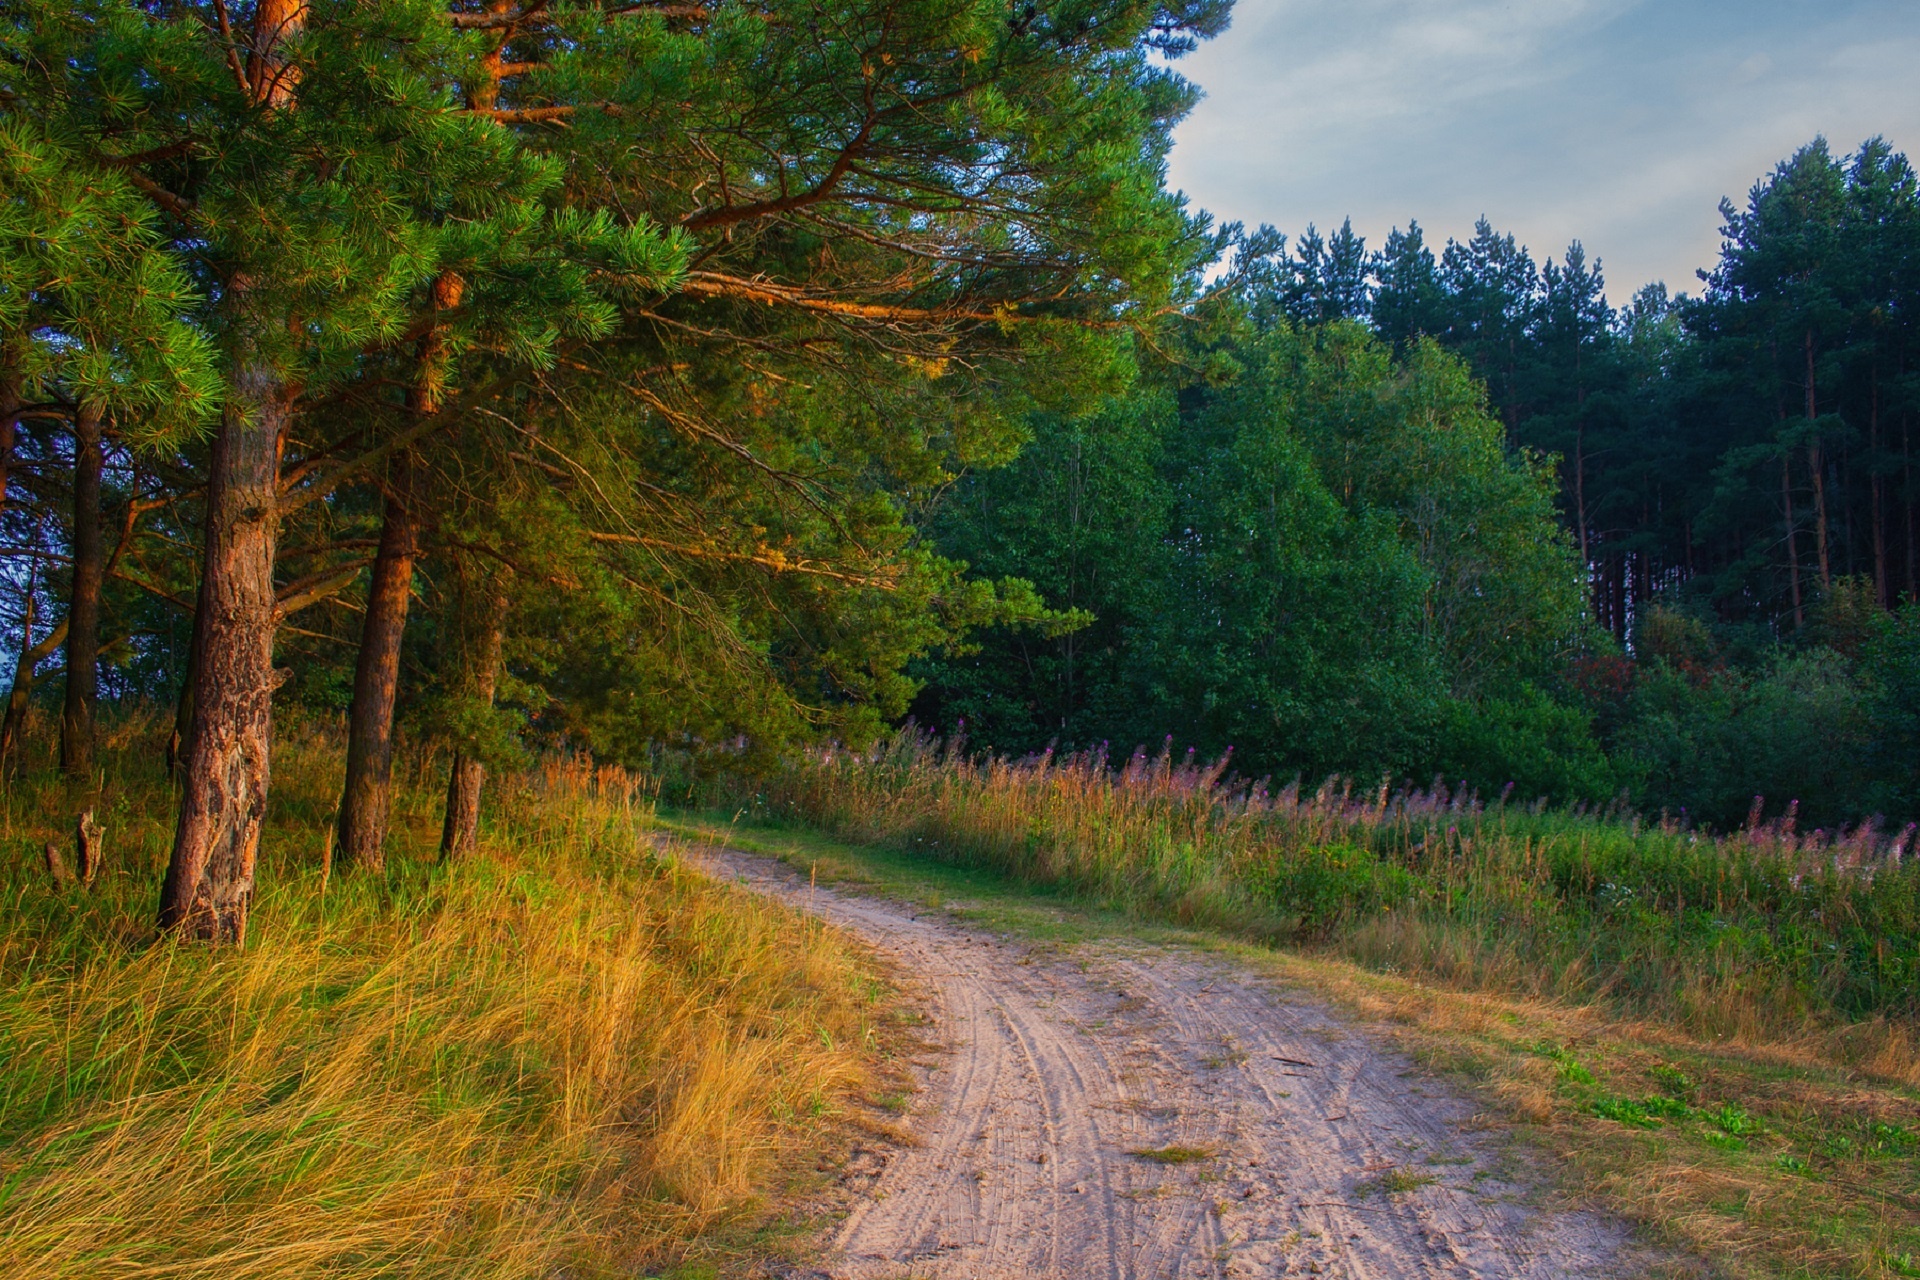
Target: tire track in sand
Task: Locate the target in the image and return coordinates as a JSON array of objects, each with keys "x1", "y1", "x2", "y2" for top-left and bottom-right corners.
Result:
[{"x1": 684, "y1": 841, "x2": 1650, "y2": 1280}]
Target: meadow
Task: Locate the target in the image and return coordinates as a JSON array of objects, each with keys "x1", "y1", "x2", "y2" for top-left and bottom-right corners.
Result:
[
  {"x1": 0, "y1": 714, "x2": 888, "y2": 1280},
  {"x1": 714, "y1": 732, "x2": 1920, "y2": 1055},
  {"x1": 683, "y1": 730, "x2": 1920, "y2": 1278}
]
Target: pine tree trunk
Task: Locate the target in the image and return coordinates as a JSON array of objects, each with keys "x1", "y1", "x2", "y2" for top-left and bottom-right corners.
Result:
[
  {"x1": 336, "y1": 272, "x2": 462, "y2": 871},
  {"x1": 1905, "y1": 411, "x2": 1916, "y2": 601},
  {"x1": 156, "y1": 0, "x2": 304, "y2": 944},
  {"x1": 1783, "y1": 453, "x2": 1803, "y2": 628},
  {"x1": 440, "y1": 570, "x2": 509, "y2": 861},
  {"x1": 62, "y1": 403, "x2": 104, "y2": 782},
  {"x1": 168, "y1": 580, "x2": 204, "y2": 776},
  {"x1": 1872, "y1": 373, "x2": 1887, "y2": 606},
  {"x1": 0, "y1": 359, "x2": 20, "y2": 514},
  {"x1": 1805, "y1": 330, "x2": 1830, "y2": 589},
  {"x1": 336, "y1": 468, "x2": 418, "y2": 872},
  {"x1": 158, "y1": 365, "x2": 285, "y2": 943}
]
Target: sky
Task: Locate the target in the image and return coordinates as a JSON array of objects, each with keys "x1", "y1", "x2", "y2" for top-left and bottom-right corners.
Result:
[{"x1": 1164, "y1": 0, "x2": 1920, "y2": 301}]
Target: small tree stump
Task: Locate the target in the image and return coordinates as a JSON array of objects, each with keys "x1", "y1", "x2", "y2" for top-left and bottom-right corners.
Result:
[
  {"x1": 76, "y1": 810, "x2": 104, "y2": 886},
  {"x1": 44, "y1": 841, "x2": 74, "y2": 890}
]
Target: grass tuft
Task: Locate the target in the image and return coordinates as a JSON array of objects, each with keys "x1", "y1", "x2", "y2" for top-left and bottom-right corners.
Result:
[
  {"x1": 0, "y1": 711, "x2": 884, "y2": 1279},
  {"x1": 1128, "y1": 1145, "x2": 1214, "y2": 1165}
]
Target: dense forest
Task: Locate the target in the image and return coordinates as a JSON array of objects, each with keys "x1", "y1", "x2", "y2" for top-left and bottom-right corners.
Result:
[
  {"x1": 913, "y1": 139, "x2": 1920, "y2": 830},
  {"x1": 2, "y1": 0, "x2": 1917, "y2": 956}
]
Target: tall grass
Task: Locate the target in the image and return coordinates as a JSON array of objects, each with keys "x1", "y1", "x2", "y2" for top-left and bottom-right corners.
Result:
[
  {"x1": 712, "y1": 731, "x2": 1920, "y2": 1073},
  {"x1": 0, "y1": 711, "x2": 880, "y2": 1279}
]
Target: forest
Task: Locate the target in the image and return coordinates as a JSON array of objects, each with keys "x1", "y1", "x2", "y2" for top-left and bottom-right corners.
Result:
[
  {"x1": 914, "y1": 141, "x2": 1920, "y2": 832},
  {"x1": 1, "y1": 0, "x2": 1918, "y2": 940},
  {"x1": 7, "y1": 0, "x2": 1920, "y2": 1276}
]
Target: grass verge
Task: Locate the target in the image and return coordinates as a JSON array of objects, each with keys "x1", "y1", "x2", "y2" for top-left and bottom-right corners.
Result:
[
  {"x1": 666, "y1": 808, "x2": 1920, "y2": 1280},
  {"x1": 0, "y1": 715, "x2": 890, "y2": 1280}
]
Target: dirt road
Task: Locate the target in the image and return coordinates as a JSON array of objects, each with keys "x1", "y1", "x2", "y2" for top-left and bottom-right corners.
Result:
[{"x1": 686, "y1": 841, "x2": 1644, "y2": 1280}]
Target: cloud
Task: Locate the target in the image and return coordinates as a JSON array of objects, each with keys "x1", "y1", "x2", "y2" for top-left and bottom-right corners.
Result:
[{"x1": 1167, "y1": 0, "x2": 1920, "y2": 295}]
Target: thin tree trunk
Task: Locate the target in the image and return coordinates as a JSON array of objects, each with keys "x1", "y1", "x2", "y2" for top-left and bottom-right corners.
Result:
[
  {"x1": 168, "y1": 578, "x2": 205, "y2": 776},
  {"x1": 1872, "y1": 371, "x2": 1887, "y2": 606},
  {"x1": 2, "y1": 567, "x2": 67, "y2": 774},
  {"x1": 1906, "y1": 411, "x2": 1916, "y2": 601},
  {"x1": 336, "y1": 466, "x2": 418, "y2": 872},
  {"x1": 158, "y1": 363, "x2": 286, "y2": 943},
  {"x1": 62, "y1": 402, "x2": 104, "y2": 781},
  {"x1": 1575, "y1": 425, "x2": 1592, "y2": 612},
  {"x1": 0, "y1": 356, "x2": 21, "y2": 514},
  {"x1": 440, "y1": 571, "x2": 510, "y2": 861},
  {"x1": 1783, "y1": 452, "x2": 1803, "y2": 629},
  {"x1": 1806, "y1": 330, "x2": 1831, "y2": 589},
  {"x1": 337, "y1": 271, "x2": 462, "y2": 871}
]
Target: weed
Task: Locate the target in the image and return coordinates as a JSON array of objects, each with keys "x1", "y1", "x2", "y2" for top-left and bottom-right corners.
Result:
[
  {"x1": 1129, "y1": 1145, "x2": 1214, "y2": 1165},
  {"x1": 1356, "y1": 1168, "x2": 1440, "y2": 1198}
]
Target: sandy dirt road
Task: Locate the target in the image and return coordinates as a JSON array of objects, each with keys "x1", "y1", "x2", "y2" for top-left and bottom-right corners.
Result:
[{"x1": 685, "y1": 841, "x2": 1645, "y2": 1280}]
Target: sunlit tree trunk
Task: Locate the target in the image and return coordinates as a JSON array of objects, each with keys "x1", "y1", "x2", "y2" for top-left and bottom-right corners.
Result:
[
  {"x1": 61, "y1": 402, "x2": 104, "y2": 782},
  {"x1": 159, "y1": 0, "x2": 305, "y2": 942},
  {"x1": 337, "y1": 272, "x2": 461, "y2": 871},
  {"x1": 159, "y1": 362, "x2": 286, "y2": 943},
  {"x1": 336, "y1": 464, "x2": 418, "y2": 872},
  {"x1": 439, "y1": 573, "x2": 509, "y2": 861}
]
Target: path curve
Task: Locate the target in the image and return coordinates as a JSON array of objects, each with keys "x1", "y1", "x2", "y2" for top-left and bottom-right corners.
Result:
[{"x1": 684, "y1": 841, "x2": 1642, "y2": 1280}]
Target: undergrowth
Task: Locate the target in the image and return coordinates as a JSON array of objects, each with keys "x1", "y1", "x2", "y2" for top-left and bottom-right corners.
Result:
[
  {"x1": 0, "y1": 712, "x2": 883, "y2": 1279},
  {"x1": 695, "y1": 730, "x2": 1920, "y2": 1080}
]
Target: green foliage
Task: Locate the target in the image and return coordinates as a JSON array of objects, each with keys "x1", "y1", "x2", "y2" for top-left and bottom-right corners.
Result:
[
  {"x1": 0, "y1": 117, "x2": 221, "y2": 435},
  {"x1": 716, "y1": 729, "x2": 1920, "y2": 1035},
  {"x1": 914, "y1": 318, "x2": 1596, "y2": 789}
]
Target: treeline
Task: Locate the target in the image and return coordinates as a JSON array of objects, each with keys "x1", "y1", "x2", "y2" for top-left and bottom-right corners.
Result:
[
  {"x1": 911, "y1": 137, "x2": 1920, "y2": 828},
  {"x1": 1267, "y1": 137, "x2": 1920, "y2": 632},
  {"x1": 7, "y1": 0, "x2": 1918, "y2": 939},
  {"x1": 0, "y1": 0, "x2": 1231, "y2": 943}
]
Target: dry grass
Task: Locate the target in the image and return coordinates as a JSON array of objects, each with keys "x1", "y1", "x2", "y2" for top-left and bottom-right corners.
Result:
[
  {"x1": 1249, "y1": 944, "x2": 1920, "y2": 1279},
  {"x1": 707, "y1": 732, "x2": 1920, "y2": 1070},
  {"x1": 0, "y1": 712, "x2": 886, "y2": 1279}
]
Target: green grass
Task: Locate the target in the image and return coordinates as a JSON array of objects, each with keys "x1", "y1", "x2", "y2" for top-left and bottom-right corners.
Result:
[
  {"x1": 688, "y1": 732, "x2": 1920, "y2": 1061},
  {"x1": 1356, "y1": 1168, "x2": 1441, "y2": 1197},
  {"x1": 1128, "y1": 1145, "x2": 1214, "y2": 1165},
  {"x1": 0, "y1": 714, "x2": 889, "y2": 1280},
  {"x1": 662, "y1": 803, "x2": 1920, "y2": 1280}
]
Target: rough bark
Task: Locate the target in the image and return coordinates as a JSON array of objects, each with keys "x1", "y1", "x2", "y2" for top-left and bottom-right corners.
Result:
[
  {"x1": 62, "y1": 402, "x2": 104, "y2": 781},
  {"x1": 157, "y1": 366, "x2": 285, "y2": 943},
  {"x1": 439, "y1": 571, "x2": 510, "y2": 861},
  {"x1": 337, "y1": 271, "x2": 463, "y2": 871},
  {"x1": 156, "y1": 0, "x2": 303, "y2": 944},
  {"x1": 335, "y1": 465, "x2": 418, "y2": 872},
  {"x1": 76, "y1": 810, "x2": 103, "y2": 886},
  {"x1": 44, "y1": 842, "x2": 73, "y2": 890}
]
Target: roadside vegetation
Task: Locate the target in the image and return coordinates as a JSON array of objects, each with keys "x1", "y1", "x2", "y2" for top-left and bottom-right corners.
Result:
[
  {"x1": 672, "y1": 737, "x2": 1920, "y2": 1279},
  {"x1": 0, "y1": 714, "x2": 888, "y2": 1280}
]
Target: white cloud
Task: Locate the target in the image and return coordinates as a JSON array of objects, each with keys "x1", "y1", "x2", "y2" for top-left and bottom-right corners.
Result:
[{"x1": 1166, "y1": 0, "x2": 1920, "y2": 294}]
